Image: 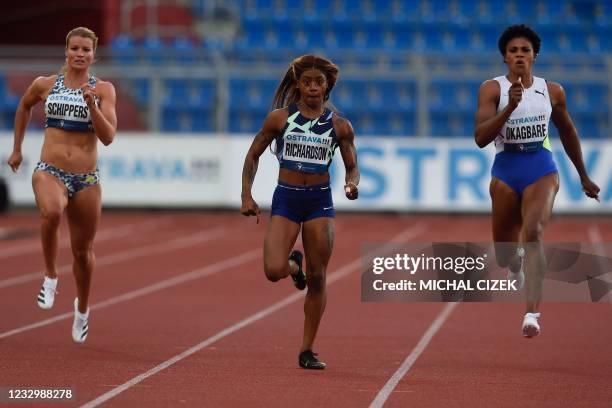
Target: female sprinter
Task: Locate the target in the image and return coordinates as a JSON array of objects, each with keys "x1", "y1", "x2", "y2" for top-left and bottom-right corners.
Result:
[
  {"x1": 7, "y1": 27, "x2": 117, "y2": 343},
  {"x1": 240, "y1": 55, "x2": 359, "y2": 369},
  {"x1": 474, "y1": 24, "x2": 599, "y2": 337}
]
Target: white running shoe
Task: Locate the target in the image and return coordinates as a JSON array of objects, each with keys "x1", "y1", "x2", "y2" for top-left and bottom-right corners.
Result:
[
  {"x1": 522, "y1": 312, "x2": 541, "y2": 338},
  {"x1": 36, "y1": 277, "x2": 57, "y2": 310},
  {"x1": 507, "y1": 247, "x2": 525, "y2": 291},
  {"x1": 72, "y1": 298, "x2": 89, "y2": 343}
]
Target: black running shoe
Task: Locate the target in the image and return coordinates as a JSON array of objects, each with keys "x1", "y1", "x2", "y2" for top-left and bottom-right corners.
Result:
[
  {"x1": 299, "y1": 350, "x2": 326, "y2": 369},
  {"x1": 289, "y1": 250, "x2": 306, "y2": 291}
]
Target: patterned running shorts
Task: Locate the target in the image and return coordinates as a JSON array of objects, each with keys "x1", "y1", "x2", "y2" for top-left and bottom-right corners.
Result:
[{"x1": 34, "y1": 161, "x2": 100, "y2": 198}]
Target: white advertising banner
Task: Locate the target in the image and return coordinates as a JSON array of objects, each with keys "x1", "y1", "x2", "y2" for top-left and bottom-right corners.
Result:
[{"x1": 1, "y1": 132, "x2": 610, "y2": 213}]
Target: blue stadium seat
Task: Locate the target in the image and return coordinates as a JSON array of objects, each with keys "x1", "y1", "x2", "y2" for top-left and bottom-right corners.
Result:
[
  {"x1": 162, "y1": 108, "x2": 192, "y2": 132},
  {"x1": 0, "y1": 75, "x2": 19, "y2": 116},
  {"x1": 191, "y1": 109, "x2": 214, "y2": 131},
  {"x1": 356, "y1": 114, "x2": 377, "y2": 135},
  {"x1": 0, "y1": 73, "x2": 5, "y2": 95},
  {"x1": 162, "y1": 80, "x2": 215, "y2": 110},
  {"x1": 332, "y1": 85, "x2": 354, "y2": 111},
  {"x1": 336, "y1": 80, "x2": 369, "y2": 111},
  {"x1": 564, "y1": 83, "x2": 607, "y2": 115},
  {"x1": 321, "y1": 29, "x2": 340, "y2": 50},
  {"x1": 392, "y1": 28, "x2": 413, "y2": 50},
  {"x1": 228, "y1": 112, "x2": 267, "y2": 133},
  {"x1": 242, "y1": 0, "x2": 275, "y2": 21},
  {"x1": 229, "y1": 79, "x2": 277, "y2": 110},
  {"x1": 305, "y1": 28, "x2": 325, "y2": 50},
  {"x1": 329, "y1": 0, "x2": 350, "y2": 23},
  {"x1": 533, "y1": 0, "x2": 564, "y2": 24},
  {"x1": 429, "y1": 80, "x2": 480, "y2": 114},
  {"x1": 233, "y1": 28, "x2": 265, "y2": 50},
  {"x1": 473, "y1": 0, "x2": 496, "y2": 23},
  {"x1": 595, "y1": 2, "x2": 612, "y2": 26},
  {"x1": 352, "y1": 111, "x2": 416, "y2": 137},
  {"x1": 0, "y1": 98, "x2": 19, "y2": 123},
  {"x1": 572, "y1": 114, "x2": 600, "y2": 139},
  {"x1": 386, "y1": 113, "x2": 416, "y2": 137},
  {"x1": 357, "y1": 0, "x2": 379, "y2": 22},
  {"x1": 269, "y1": 0, "x2": 289, "y2": 23},
  {"x1": 395, "y1": 81, "x2": 416, "y2": 112},
  {"x1": 191, "y1": 0, "x2": 205, "y2": 18},
  {"x1": 141, "y1": 36, "x2": 166, "y2": 64},
  {"x1": 430, "y1": 112, "x2": 472, "y2": 137},
  {"x1": 110, "y1": 35, "x2": 137, "y2": 65},
  {"x1": 439, "y1": 29, "x2": 469, "y2": 53},
  {"x1": 562, "y1": 2, "x2": 582, "y2": 25},
  {"x1": 171, "y1": 37, "x2": 196, "y2": 64},
  {"x1": 131, "y1": 78, "x2": 150, "y2": 105}
]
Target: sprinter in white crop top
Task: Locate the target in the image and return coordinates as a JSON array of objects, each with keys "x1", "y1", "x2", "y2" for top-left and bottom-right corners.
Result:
[
  {"x1": 7, "y1": 27, "x2": 117, "y2": 344},
  {"x1": 474, "y1": 24, "x2": 600, "y2": 339}
]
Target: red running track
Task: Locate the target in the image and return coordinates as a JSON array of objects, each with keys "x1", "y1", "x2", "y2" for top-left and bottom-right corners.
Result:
[{"x1": 0, "y1": 210, "x2": 610, "y2": 407}]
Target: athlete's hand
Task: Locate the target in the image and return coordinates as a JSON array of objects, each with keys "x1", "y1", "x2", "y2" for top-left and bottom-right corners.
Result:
[
  {"x1": 508, "y1": 76, "x2": 523, "y2": 110},
  {"x1": 344, "y1": 181, "x2": 358, "y2": 200},
  {"x1": 7, "y1": 150, "x2": 22, "y2": 172},
  {"x1": 241, "y1": 195, "x2": 261, "y2": 223},
  {"x1": 581, "y1": 176, "x2": 600, "y2": 202},
  {"x1": 81, "y1": 84, "x2": 97, "y2": 108}
]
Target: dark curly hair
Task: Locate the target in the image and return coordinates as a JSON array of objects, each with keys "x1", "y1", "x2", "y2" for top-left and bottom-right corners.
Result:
[{"x1": 498, "y1": 24, "x2": 541, "y2": 57}]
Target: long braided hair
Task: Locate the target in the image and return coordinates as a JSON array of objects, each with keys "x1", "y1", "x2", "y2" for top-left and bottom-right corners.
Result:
[{"x1": 271, "y1": 55, "x2": 339, "y2": 110}]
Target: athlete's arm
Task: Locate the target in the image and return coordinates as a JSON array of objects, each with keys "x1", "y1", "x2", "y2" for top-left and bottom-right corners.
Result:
[
  {"x1": 334, "y1": 115, "x2": 359, "y2": 200},
  {"x1": 7, "y1": 76, "x2": 52, "y2": 172},
  {"x1": 474, "y1": 78, "x2": 522, "y2": 148},
  {"x1": 548, "y1": 81, "x2": 600, "y2": 200},
  {"x1": 240, "y1": 109, "x2": 287, "y2": 222},
  {"x1": 83, "y1": 80, "x2": 117, "y2": 146}
]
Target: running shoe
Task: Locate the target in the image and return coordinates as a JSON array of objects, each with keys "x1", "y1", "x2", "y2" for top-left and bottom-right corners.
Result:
[
  {"x1": 522, "y1": 312, "x2": 541, "y2": 338},
  {"x1": 289, "y1": 250, "x2": 307, "y2": 291},
  {"x1": 37, "y1": 277, "x2": 57, "y2": 310},
  {"x1": 72, "y1": 298, "x2": 89, "y2": 343},
  {"x1": 299, "y1": 350, "x2": 326, "y2": 369}
]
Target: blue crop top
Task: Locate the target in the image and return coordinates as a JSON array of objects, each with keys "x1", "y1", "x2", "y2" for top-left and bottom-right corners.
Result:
[{"x1": 275, "y1": 104, "x2": 338, "y2": 174}]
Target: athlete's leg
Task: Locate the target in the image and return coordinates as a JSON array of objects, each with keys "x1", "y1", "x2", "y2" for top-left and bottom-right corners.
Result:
[
  {"x1": 32, "y1": 171, "x2": 69, "y2": 279},
  {"x1": 520, "y1": 172, "x2": 559, "y2": 313},
  {"x1": 490, "y1": 177, "x2": 523, "y2": 272},
  {"x1": 300, "y1": 216, "x2": 334, "y2": 353},
  {"x1": 66, "y1": 184, "x2": 101, "y2": 313},
  {"x1": 263, "y1": 216, "x2": 301, "y2": 282}
]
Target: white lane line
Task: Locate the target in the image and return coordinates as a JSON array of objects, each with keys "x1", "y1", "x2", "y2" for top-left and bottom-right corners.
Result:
[
  {"x1": 0, "y1": 226, "x2": 227, "y2": 289},
  {"x1": 587, "y1": 222, "x2": 604, "y2": 251},
  {"x1": 370, "y1": 303, "x2": 459, "y2": 408},
  {"x1": 369, "y1": 302, "x2": 458, "y2": 408},
  {"x1": 0, "y1": 216, "x2": 175, "y2": 260},
  {"x1": 79, "y1": 222, "x2": 428, "y2": 408},
  {"x1": 0, "y1": 249, "x2": 261, "y2": 339},
  {"x1": 587, "y1": 223, "x2": 612, "y2": 303}
]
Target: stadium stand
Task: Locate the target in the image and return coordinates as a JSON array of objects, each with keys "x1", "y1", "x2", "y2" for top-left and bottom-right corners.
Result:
[{"x1": 0, "y1": 0, "x2": 609, "y2": 138}]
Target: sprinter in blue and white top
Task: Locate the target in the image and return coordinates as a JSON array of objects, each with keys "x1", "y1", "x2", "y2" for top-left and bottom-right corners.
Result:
[
  {"x1": 276, "y1": 103, "x2": 337, "y2": 174},
  {"x1": 7, "y1": 27, "x2": 116, "y2": 344},
  {"x1": 241, "y1": 55, "x2": 359, "y2": 370},
  {"x1": 475, "y1": 24, "x2": 599, "y2": 339}
]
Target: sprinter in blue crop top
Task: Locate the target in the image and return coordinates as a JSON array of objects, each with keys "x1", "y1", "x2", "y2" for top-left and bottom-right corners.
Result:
[
  {"x1": 7, "y1": 27, "x2": 117, "y2": 344},
  {"x1": 475, "y1": 25, "x2": 599, "y2": 339},
  {"x1": 241, "y1": 55, "x2": 359, "y2": 370}
]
